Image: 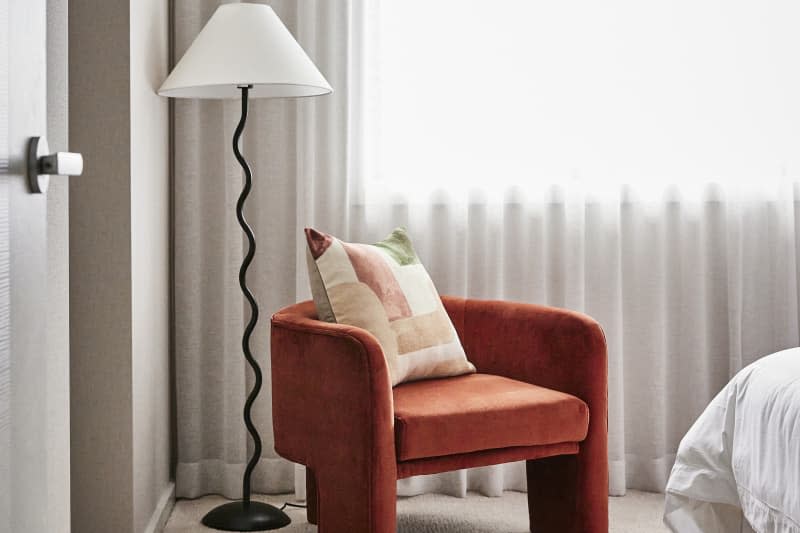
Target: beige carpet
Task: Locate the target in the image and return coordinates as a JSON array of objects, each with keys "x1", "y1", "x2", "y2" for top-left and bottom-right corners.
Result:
[{"x1": 164, "y1": 490, "x2": 668, "y2": 532}]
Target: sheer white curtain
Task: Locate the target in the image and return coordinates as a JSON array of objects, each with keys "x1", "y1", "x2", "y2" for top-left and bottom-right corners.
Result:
[
  {"x1": 173, "y1": 0, "x2": 800, "y2": 500},
  {"x1": 373, "y1": 0, "x2": 800, "y2": 497}
]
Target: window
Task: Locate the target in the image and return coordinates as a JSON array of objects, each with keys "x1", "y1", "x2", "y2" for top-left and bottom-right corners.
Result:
[{"x1": 375, "y1": 0, "x2": 800, "y2": 194}]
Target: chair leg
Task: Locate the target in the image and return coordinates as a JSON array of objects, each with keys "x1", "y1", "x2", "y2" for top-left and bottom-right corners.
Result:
[
  {"x1": 306, "y1": 467, "x2": 318, "y2": 525},
  {"x1": 526, "y1": 455, "x2": 579, "y2": 533},
  {"x1": 527, "y1": 450, "x2": 608, "y2": 533},
  {"x1": 311, "y1": 463, "x2": 397, "y2": 533}
]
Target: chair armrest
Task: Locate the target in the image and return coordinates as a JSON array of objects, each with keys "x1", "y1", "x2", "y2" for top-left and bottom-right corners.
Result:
[
  {"x1": 270, "y1": 301, "x2": 396, "y2": 474},
  {"x1": 442, "y1": 296, "x2": 607, "y2": 406}
]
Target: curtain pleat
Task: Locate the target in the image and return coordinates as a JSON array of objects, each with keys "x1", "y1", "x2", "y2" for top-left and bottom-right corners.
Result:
[{"x1": 173, "y1": 0, "x2": 800, "y2": 500}]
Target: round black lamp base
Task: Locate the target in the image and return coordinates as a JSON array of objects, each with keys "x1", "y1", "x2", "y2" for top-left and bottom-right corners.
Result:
[{"x1": 201, "y1": 501, "x2": 291, "y2": 531}]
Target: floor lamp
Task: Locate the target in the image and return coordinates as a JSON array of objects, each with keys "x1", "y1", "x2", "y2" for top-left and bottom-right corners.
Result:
[{"x1": 158, "y1": 4, "x2": 332, "y2": 531}]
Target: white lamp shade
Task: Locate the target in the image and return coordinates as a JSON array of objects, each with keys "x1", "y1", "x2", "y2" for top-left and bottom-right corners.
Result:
[{"x1": 158, "y1": 3, "x2": 332, "y2": 99}]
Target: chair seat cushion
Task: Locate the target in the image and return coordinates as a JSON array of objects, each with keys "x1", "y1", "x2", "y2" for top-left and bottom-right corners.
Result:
[{"x1": 393, "y1": 373, "x2": 589, "y2": 461}]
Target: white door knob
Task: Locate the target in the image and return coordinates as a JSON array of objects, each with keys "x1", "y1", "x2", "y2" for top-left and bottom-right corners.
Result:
[{"x1": 27, "y1": 136, "x2": 84, "y2": 194}]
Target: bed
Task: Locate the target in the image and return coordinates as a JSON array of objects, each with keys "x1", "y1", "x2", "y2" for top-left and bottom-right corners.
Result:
[{"x1": 664, "y1": 347, "x2": 800, "y2": 533}]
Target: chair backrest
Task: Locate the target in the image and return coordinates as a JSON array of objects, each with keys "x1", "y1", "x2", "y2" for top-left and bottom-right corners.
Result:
[{"x1": 440, "y1": 295, "x2": 468, "y2": 350}]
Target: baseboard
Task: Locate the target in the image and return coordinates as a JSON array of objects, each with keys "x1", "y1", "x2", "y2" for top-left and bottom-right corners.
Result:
[{"x1": 143, "y1": 481, "x2": 176, "y2": 533}]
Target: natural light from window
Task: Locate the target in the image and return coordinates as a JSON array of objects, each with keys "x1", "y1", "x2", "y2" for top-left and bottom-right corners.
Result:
[{"x1": 374, "y1": 0, "x2": 800, "y2": 195}]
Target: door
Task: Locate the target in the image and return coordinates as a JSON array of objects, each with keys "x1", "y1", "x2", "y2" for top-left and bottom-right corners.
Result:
[{"x1": 0, "y1": 0, "x2": 71, "y2": 532}]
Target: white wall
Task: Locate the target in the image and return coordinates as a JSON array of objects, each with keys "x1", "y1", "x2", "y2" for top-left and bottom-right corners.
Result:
[{"x1": 130, "y1": 0, "x2": 172, "y2": 531}]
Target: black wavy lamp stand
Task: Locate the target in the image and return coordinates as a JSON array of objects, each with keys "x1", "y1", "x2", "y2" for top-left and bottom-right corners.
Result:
[{"x1": 201, "y1": 86, "x2": 291, "y2": 532}]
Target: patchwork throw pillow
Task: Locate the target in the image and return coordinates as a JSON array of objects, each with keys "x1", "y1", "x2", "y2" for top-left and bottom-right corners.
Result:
[{"x1": 304, "y1": 227, "x2": 476, "y2": 386}]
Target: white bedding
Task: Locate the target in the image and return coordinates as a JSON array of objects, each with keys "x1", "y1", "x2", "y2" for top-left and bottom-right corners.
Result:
[{"x1": 664, "y1": 347, "x2": 800, "y2": 533}]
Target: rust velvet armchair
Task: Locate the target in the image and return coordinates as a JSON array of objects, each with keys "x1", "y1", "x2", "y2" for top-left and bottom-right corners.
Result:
[{"x1": 271, "y1": 296, "x2": 608, "y2": 533}]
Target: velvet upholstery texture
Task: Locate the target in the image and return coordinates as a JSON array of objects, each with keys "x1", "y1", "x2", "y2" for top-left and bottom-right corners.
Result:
[
  {"x1": 271, "y1": 297, "x2": 608, "y2": 533},
  {"x1": 393, "y1": 373, "x2": 589, "y2": 461}
]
